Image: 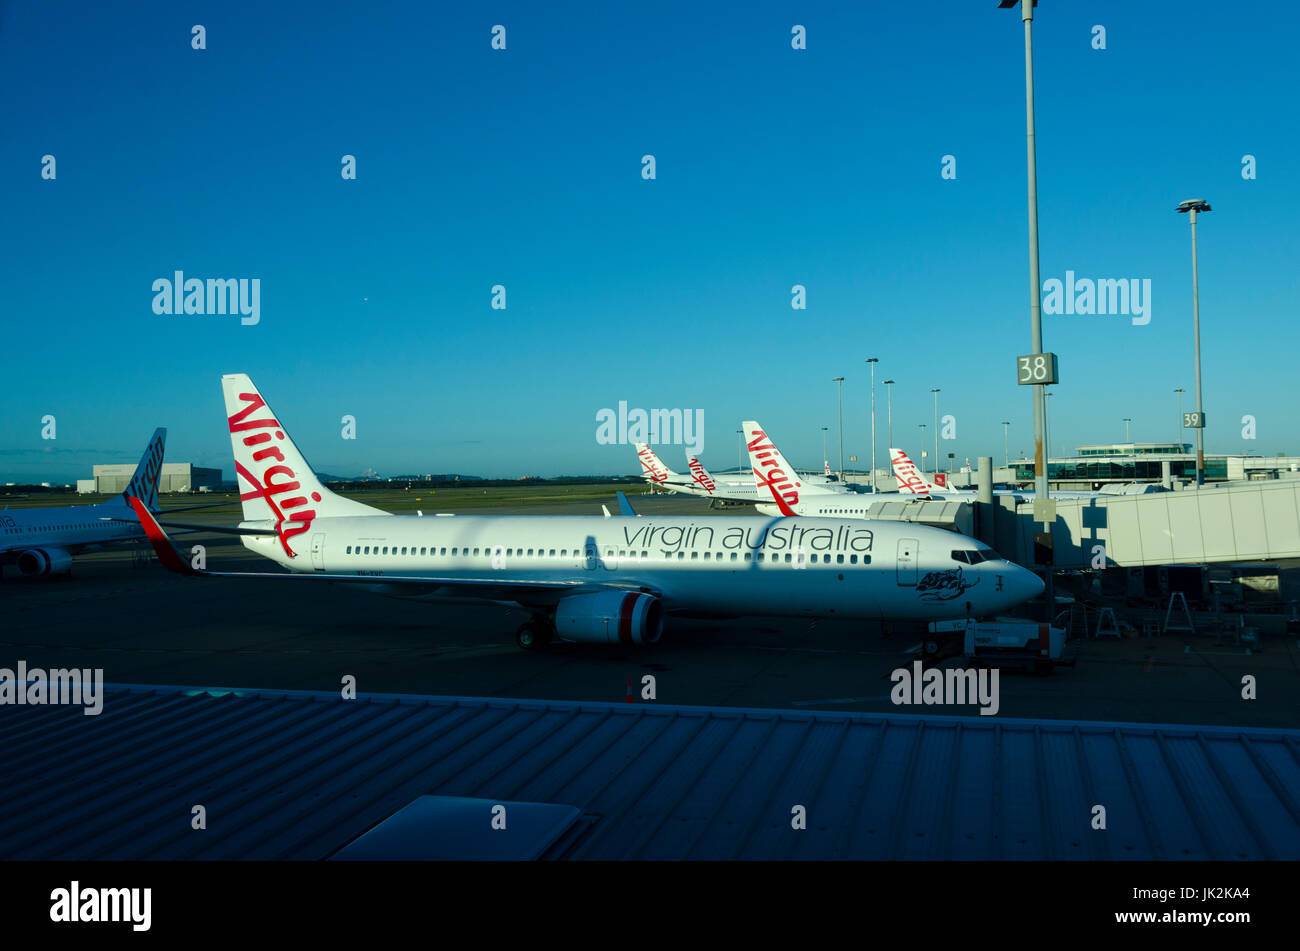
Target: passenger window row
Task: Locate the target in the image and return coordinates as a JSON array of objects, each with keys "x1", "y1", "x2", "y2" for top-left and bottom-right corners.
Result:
[
  {"x1": 340, "y1": 545, "x2": 871, "y2": 565},
  {"x1": 5, "y1": 522, "x2": 115, "y2": 534}
]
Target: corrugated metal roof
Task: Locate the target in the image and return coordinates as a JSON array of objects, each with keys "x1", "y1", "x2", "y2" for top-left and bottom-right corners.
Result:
[{"x1": 1, "y1": 684, "x2": 1297, "y2": 860}]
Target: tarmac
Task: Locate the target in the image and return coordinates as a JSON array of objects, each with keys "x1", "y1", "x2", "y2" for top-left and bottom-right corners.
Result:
[{"x1": 2, "y1": 493, "x2": 1297, "y2": 729}]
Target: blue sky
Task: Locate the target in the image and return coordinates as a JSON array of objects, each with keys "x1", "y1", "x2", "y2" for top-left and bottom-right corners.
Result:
[{"x1": 2, "y1": 0, "x2": 1297, "y2": 483}]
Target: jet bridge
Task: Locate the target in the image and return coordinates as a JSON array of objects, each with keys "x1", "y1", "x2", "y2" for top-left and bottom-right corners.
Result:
[
  {"x1": 985, "y1": 480, "x2": 1300, "y2": 568},
  {"x1": 862, "y1": 500, "x2": 972, "y2": 537}
]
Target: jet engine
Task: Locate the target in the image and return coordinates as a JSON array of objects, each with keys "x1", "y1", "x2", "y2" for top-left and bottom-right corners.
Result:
[
  {"x1": 16, "y1": 548, "x2": 73, "y2": 577},
  {"x1": 554, "y1": 591, "x2": 663, "y2": 645}
]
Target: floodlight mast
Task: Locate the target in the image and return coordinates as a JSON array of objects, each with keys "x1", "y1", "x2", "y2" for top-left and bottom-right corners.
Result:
[
  {"x1": 866, "y1": 358, "x2": 879, "y2": 493},
  {"x1": 1177, "y1": 198, "x2": 1211, "y2": 485},
  {"x1": 832, "y1": 377, "x2": 846, "y2": 483},
  {"x1": 1001, "y1": 0, "x2": 1051, "y2": 621}
]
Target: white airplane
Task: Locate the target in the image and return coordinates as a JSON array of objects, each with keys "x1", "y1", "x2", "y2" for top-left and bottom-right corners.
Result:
[
  {"x1": 128, "y1": 374, "x2": 1045, "y2": 650},
  {"x1": 744, "y1": 421, "x2": 882, "y2": 518},
  {"x1": 635, "y1": 435, "x2": 845, "y2": 504},
  {"x1": 0, "y1": 429, "x2": 168, "y2": 578},
  {"x1": 890, "y1": 449, "x2": 1107, "y2": 501},
  {"x1": 683, "y1": 454, "x2": 764, "y2": 504},
  {"x1": 634, "y1": 443, "x2": 696, "y2": 493}
]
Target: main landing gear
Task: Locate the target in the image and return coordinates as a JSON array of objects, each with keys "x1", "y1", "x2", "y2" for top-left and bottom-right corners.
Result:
[{"x1": 515, "y1": 615, "x2": 555, "y2": 651}]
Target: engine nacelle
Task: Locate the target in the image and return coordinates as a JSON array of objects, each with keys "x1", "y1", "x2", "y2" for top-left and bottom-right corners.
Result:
[
  {"x1": 555, "y1": 591, "x2": 663, "y2": 646},
  {"x1": 17, "y1": 548, "x2": 73, "y2": 577}
]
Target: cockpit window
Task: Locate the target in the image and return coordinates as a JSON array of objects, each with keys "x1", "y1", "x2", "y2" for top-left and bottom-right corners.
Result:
[{"x1": 952, "y1": 549, "x2": 993, "y2": 564}]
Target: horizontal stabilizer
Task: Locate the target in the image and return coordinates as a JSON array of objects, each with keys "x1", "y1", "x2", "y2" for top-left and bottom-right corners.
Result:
[{"x1": 101, "y1": 515, "x2": 279, "y2": 536}]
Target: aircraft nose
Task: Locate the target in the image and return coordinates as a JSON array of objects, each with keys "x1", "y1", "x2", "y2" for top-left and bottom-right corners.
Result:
[
  {"x1": 1016, "y1": 565, "x2": 1045, "y2": 603},
  {"x1": 987, "y1": 561, "x2": 1043, "y2": 609}
]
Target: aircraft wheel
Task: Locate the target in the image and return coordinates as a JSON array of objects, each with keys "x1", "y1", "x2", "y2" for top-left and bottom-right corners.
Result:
[{"x1": 516, "y1": 621, "x2": 552, "y2": 651}]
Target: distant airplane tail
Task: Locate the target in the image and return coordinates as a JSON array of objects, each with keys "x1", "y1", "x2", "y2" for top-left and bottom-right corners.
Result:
[
  {"x1": 890, "y1": 448, "x2": 941, "y2": 495},
  {"x1": 685, "y1": 454, "x2": 717, "y2": 495},
  {"x1": 635, "y1": 443, "x2": 678, "y2": 483},
  {"x1": 743, "y1": 420, "x2": 804, "y2": 515},
  {"x1": 824, "y1": 460, "x2": 831, "y2": 476},
  {"x1": 222, "y1": 374, "x2": 388, "y2": 553},
  {"x1": 120, "y1": 428, "x2": 167, "y2": 511}
]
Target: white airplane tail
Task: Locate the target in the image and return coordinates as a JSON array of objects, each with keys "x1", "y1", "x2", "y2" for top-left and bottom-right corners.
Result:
[
  {"x1": 222, "y1": 374, "x2": 388, "y2": 537},
  {"x1": 685, "y1": 454, "x2": 717, "y2": 495},
  {"x1": 120, "y1": 427, "x2": 167, "y2": 511},
  {"x1": 824, "y1": 460, "x2": 831, "y2": 476},
  {"x1": 635, "y1": 443, "x2": 678, "y2": 483},
  {"x1": 890, "y1": 448, "x2": 941, "y2": 495},
  {"x1": 743, "y1": 420, "x2": 806, "y2": 516}
]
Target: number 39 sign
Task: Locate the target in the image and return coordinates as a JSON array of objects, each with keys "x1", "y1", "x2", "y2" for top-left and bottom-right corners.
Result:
[{"x1": 1016, "y1": 352, "x2": 1059, "y2": 385}]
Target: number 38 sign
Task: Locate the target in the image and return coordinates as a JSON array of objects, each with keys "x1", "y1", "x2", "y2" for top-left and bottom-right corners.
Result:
[{"x1": 1016, "y1": 352, "x2": 1059, "y2": 385}]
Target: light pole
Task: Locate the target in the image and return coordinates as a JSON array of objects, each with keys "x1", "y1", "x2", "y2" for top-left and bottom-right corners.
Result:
[
  {"x1": 883, "y1": 380, "x2": 895, "y2": 457},
  {"x1": 832, "y1": 377, "x2": 846, "y2": 483},
  {"x1": 1002, "y1": 421, "x2": 1011, "y2": 469},
  {"x1": 1177, "y1": 198, "x2": 1211, "y2": 485},
  {"x1": 821, "y1": 426, "x2": 828, "y2": 472},
  {"x1": 1123, "y1": 417, "x2": 1131, "y2": 443},
  {"x1": 1045, "y1": 390, "x2": 1053, "y2": 474},
  {"x1": 1001, "y1": 0, "x2": 1053, "y2": 620},
  {"x1": 1174, "y1": 387, "x2": 1185, "y2": 450},
  {"x1": 866, "y1": 358, "x2": 879, "y2": 493},
  {"x1": 918, "y1": 424, "x2": 926, "y2": 471},
  {"x1": 930, "y1": 388, "x2": 941, "y2": 477}
]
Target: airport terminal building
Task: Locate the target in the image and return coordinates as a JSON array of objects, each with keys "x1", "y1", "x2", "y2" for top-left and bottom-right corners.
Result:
[
  {"x1": 80, "y1": 462, "x2": 222, "y2": 494},
  {"x1": 1009, "y1": 443, "x2": 1300, "y2": 488}
]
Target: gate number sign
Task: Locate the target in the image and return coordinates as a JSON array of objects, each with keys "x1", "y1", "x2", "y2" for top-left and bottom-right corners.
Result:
[{"x1": 1017, "y1": 353, "x2": 1058, "y2": 385}]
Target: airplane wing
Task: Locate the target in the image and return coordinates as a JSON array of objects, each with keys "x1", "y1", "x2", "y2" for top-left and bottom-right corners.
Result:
[{"x1": 125, "y1": 497, "x2": 658, "y2": 605}]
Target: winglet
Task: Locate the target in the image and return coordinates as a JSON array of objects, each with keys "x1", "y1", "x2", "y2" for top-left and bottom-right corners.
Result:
[
  {"x1": 615, "y1": 491, "x2": 638, "y2": 517},
  {"x1": 127, "y1": 495, "x2": 198, "y2": 576}
]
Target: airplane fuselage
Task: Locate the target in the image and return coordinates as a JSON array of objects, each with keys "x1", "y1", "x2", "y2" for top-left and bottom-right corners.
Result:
[
  {"x1": 0, "y1": 500, "x2": 141, "y2": 558},
  {"x1": 238, "y1": 513, "x2": 1042, "y2": 621}
]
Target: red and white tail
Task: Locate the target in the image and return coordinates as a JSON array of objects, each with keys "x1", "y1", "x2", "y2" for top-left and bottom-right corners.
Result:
[
  {"x1": 222, "y1": 374, "x2": 387, "y2": 553},
  {"x1": 121, "y1": 427, "x2": 166, "y2": 512},
  {"x1": 635, "y1": 443, "x2": 677, "y2": 483},
  {"x1": 824, "y1": 460, "x2": 831, "y2": 476},
  {"x1": 685, "y1": 455, "x2": 717, "y2": 495},
  {"x1": 890, "y1": 448, "x2": 941, "y2": 495},
  {"x1": 743, "y1": 420, "x2": 803, "y2": 516}
]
